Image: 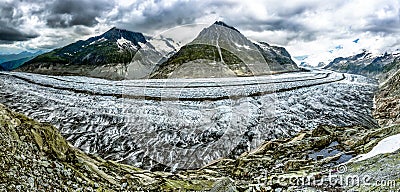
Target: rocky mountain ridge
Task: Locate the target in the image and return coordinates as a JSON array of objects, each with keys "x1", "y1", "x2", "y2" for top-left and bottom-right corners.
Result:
[
  {"x1": 16, "y1": 28, "x2": 148, "y2": 80},
  {"x1": 324, "y1": 49, "x2": 400, "y2": 79},
  {"x1": 16, "y1": 22, "x2": 299, "y2": 80}
]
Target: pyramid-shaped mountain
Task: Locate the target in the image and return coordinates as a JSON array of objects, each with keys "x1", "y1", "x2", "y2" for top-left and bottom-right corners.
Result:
[{"x1": 150, "y1": 21, "x2": 299, "y2": 78}]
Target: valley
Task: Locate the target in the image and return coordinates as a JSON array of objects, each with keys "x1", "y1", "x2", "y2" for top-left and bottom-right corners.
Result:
[
  {"x1": 0, "y1": 16, "x2": 399, "y2": 191},
  {"x1": 0, "y1": 70, "x2": 378, "y2": 171}
]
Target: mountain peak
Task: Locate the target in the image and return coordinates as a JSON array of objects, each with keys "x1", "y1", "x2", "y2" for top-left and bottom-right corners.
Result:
[
  {"x1": 104, "y1": 27, "x2": 132, "y2": 35},
  {"x1": 213, "y1": 21, "x2": 240, "y2": 33},
  {"x1": 99, "y1": 27, "x2": 146, "y2": 46}
]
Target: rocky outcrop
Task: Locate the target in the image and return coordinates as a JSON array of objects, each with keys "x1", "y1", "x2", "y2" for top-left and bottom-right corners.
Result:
[
  {"x1": 200, "y1": 124, "x2": 400, "y2": 191},
  {"x1": 343, "y1": 148, "x2": 400, "y2": 191},
  {"x1": 2, "y1": 101, "x2": 400, "y2": 191},
  {"x1": 340, "y1": 62, "x2": 400, "y2": 191},
  {"x1": 374, "y1": 63, "x2": 400, "y2": 127},
  {"x1": 0, "y1": 104, "x2": 222, "y2": 191}
]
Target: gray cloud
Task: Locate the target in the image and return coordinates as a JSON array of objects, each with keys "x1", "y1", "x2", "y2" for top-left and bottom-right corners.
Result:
[
  {"x1": 45, "y1": 0, "x2": 115, "y2": 28},
  {"x1": 0, "y1": 2, "x2": 39, "y2": 43},
  {"x1": 73, "y1": 26, "x2": 93, "y2": 36},
  {"x1": 363, "y1": 10, "x2": 400, "y2": 34},
  {"x1": 110, "y1": 0, "x2": 238, "y2": 33},
  {"x1": 0, "y1": 1, "x2": 24, "y2": 26},
  {"x1": 0, "y1": 24, "x2": 38, "y2": 42}
]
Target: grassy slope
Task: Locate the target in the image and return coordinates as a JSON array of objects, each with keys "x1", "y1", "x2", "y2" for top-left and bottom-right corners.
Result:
[{"x1": 150, "y1": 44, "x2": 249, "y2": 78}]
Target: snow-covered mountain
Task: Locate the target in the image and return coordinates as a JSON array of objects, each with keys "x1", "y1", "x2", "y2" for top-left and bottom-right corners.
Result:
[
  {"x1": 324, "y1": 50, "x2": 400, "y2": 78},
  {"x1": 299, "y1": 61, "x2": 326, "y2": 69},
  {"x1": 17, "y1": 27, "x2": 149, "y2": 79}
]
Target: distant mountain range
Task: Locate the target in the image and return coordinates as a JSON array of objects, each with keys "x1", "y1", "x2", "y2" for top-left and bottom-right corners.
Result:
[
  {"x1": 0, "y1": 51, "x2": 37, "y2": 63},
  {"x1": 0, "y1": 51, "x2": 44, "y2": 71},
  {"x1": 324, "y1": 50, "x2": 400, "y2": 79},
  {"x1": 299, "y1": 61, "x2": 326, "y2": 69},
  {"x1": 16, "y1": 22, "x2": 299, "y2": 80}
]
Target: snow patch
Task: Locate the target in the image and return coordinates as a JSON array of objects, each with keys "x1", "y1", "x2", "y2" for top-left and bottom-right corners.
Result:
[
  {"x1": 89, "y1": 37, "x2": 107, "y2": 46},
  {"x1": 351, "y1": 133, "x2": 400, "y2": 162},
  {"x1": 147, "y1": 37, "x2": 180, "y2": 55},
  {"x1": 117, "y1": 37, "x2": 137, "y2": 50},
  {"x1": 234, "y1": 42, "x2": 251, "y2": 50},
  {"x1": 251, "y1": 40, "x2": 273, "y2": 51},
  {"x1": 138, "y1": 42, "x2": 147, "y2": 49}
]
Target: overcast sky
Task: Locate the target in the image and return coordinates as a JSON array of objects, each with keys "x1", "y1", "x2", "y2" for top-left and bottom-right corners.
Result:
[{"x1": 0, "y1": 0, "x2": 399, "y2": 65}]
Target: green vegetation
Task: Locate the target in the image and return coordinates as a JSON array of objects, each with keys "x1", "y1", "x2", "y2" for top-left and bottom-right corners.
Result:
[
  {"x1": 151, "y1": 44, "x2": 249, "y2": 78},
  {"x1": 28, "y1": 51, "x2": 69, "y2": 64},
  {"x1": 164, "y1": 44, "x2": 243, "y2": 65},
  {"x1": 24, "y1": 41, "x2": 135, "y2": 67}
]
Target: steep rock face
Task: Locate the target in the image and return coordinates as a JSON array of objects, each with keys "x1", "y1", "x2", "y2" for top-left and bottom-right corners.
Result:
[
  {"x1": 324, "y1": 50, "x2": 400, "y2": 78},
  {"x1": 378, "y1": 56, "x2": 400, "y2": 80},
  {"x1": 253, "y1": 41, "x2": 298, "y2": 72},
  {"x1": 343, "y1": 64, "x2": 400, "y2": 191},
  {"x1": 151, "y1": 22, "x2": 299, "y2": 79},
  {"x1": 17, "y1": 28, "x2": 148, "y2": 80},
  {"x1": 374, "y1": 60, "x2": 400, "y2": 126}
]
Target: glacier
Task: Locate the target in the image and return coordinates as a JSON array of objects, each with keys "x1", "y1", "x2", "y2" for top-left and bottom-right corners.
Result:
[{"x1": 0, "y1": 70, "x2": 378, "y2": 170}]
